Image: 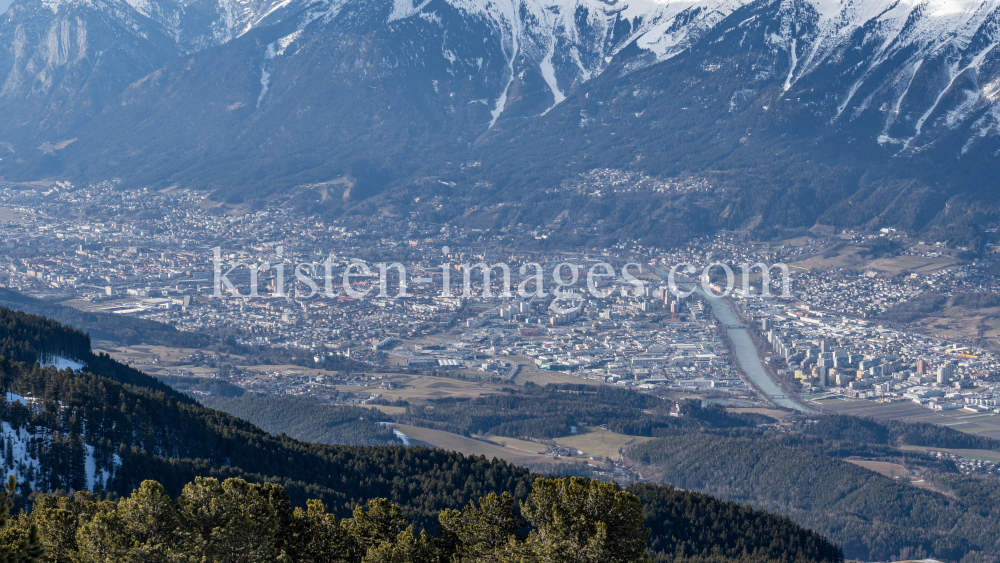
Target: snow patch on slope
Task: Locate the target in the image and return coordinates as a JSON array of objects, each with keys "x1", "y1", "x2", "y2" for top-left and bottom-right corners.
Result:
[
  {"x1": 257, "y1": 65, "x2": 271, "y2": 108},
  {"x1": 389, "y1": 0, "x2": 432, "y2": 21},
  {"x1": 2, "y1": 419, "x2": 121, "y2": 492},
  {"x1": 40, "y1": 356, "x2": 85, "y2": 371},
  {"x1": 278, "y1": 30, "x2": 302, "y2": 52},
  {"x1": 540, "y1": 35, "x2": 565, "y2": 114},
  {"x1": 629, "y1": 0, "x2": 753, "y2": 60},
  {"x1": 5, "y1": 393, "x2": 26, "y2": 406},
  {"x1": 2, "y1": 422, "x2": 40, "y2": 490}
]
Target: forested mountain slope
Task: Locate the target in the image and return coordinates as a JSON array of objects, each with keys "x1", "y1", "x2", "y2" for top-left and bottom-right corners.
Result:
[
  {"x1": 0, "y1": 306, "x2": 844, "y2": 562},
  {"x1": 626, "y1": 429, "x2": 1000, "y2": 562}
]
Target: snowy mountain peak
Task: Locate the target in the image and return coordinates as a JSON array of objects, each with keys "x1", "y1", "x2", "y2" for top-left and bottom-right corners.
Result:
[{"x1": 5, "y1": 0, "x2": 1000, "y2": 201}]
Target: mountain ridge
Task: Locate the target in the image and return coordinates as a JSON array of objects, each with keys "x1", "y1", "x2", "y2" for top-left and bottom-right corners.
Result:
[{"x1": 2, "y1": 0, "x2": 999, "y2": 242}]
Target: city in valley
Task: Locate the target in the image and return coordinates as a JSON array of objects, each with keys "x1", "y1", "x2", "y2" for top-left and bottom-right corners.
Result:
[{"x1": 2, "y1": 179, "x2": 1000, "y2": 474}]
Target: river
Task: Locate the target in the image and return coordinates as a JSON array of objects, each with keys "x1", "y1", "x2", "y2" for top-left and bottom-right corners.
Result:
[{"x1": 651, "y1": 268, "x2": 814, "y2": 413}]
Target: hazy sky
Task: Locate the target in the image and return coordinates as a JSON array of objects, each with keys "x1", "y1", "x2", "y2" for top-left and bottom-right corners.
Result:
[{"x1": 0, "y1": 0, "x2": 12, "y2": 15}]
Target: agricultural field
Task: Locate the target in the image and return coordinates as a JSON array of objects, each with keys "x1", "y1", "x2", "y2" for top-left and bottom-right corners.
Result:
[
  {"x1": 390, "y1": 424, "x2": 584, "y2": 470},
  {"x1": 514, "y1": 368, "x2": 602, "y2": 387},
  {"x1": 552, "y1": 427, "x2": 655, "y2": 461},
  {"x1": 845, "y1": 460, "x2": 910, "y2": 478},
  {"x1": 822, "y1": 398, "x2": 1000, "y2": 440},
  {"x1": 335, "y1": 374, "x2": 501, "y2": 403},
  {"x1": 865, "y1": 253, "x2": 961, "y2": 275},
  {"x1": 483, "y1": 436, "x2": 548, "y2": 454}
]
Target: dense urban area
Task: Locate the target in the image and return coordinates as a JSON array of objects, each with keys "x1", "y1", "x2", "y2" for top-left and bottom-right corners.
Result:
[{"x1": 2, "y1": 180, "x2": 1000, "y2": 428}]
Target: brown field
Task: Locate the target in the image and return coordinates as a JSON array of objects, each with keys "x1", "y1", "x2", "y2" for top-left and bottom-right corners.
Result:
[
  {"x1": 865, "y1": 254, "x2": 961, "y2": 274},
  {"x1": 514, "y1": 368, "x2": 601, "y2": 387},
  {"x1": 985, "y1": 317, "x2": 1000, "y2": 339},
  {"x1": 391, "y1": 425, "x2": 584, "y2": 469},
  {"x1": 846, "y1": 460, "x2": 910, "y2": 478},
  {"x1": 368, "y1": 405, "x2": 408, "y2": 415},
  {"x1": 385, "y1": 354, "x2": 408, "y2": 366},
  {"x1": 96, "y1": 341, "x2": 360, "y2": 379},
  {"x1": 790, "y1": 246, "x2": 866, "y2": 270},
  {"x1": 335, "y1": 374, "x2": 500, "y2": 403},
  {"x1": 779, "y1": 236, "x2": 814, "y2": 247},
  {"x1": 907, "y1": 301, "x2": 1000, "y2": 342},
  {"x1": 791, "y1": 246, "x2": 961, "y2": 274},
  {"x1": 484, "y1": 436, "x2": 548, "y2": 454},
  {"x1": 553, "y1": 427, "x2": 655, "y2": 461},
  {"x1": 95, "y1": 342, "x2": 232, "y2": 364},
  {"x1": 397, "y1": 424, "x2": 650, "y2": 468}
]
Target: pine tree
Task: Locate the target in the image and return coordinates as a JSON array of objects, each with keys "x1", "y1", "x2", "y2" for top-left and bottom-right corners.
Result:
[
  {"x1": 32, "y1": 507, "x2": 75, "y2": 563},
  {"x1": 520, "y1": 477, "x2": 652, "y2": 563},
  {"x1": 176, "y1": 477, "x2": 293, "y2": 563},
  {"x1": 73, "y1": 501, "x2": 128, "y2": 563},
  {"x1": 289, "y1": 500, "x2": 350, "y2": 563},
  {"x1": 344, "y1": 498, "x2": 407, "y2": 559},
  {"x1": 0, "y1": 476, "x2": 45, "y2": 563},
  {"x1": 439, "y1": 491, "x2": 524, "y2": 562},
  {"x1": 361, "y1": 525, "x2": 437, "y2": 563}
]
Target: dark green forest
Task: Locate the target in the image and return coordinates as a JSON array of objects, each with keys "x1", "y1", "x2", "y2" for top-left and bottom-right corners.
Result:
[
  {"x1": 800, "y1": 414, "x2": 1000, "y2": 452},
  {"x1": 627, "y1": 430, "x2": 1000, "y2": 562},
  {"x1": 158, "y1": 376, "x2": 399, "y2": 447},
  {"x1": 198, "y1": 393, "x2": 399, "y2": 447},
  {"x1": 391, "y1": 384, "x2": 771, "y2": 440}
]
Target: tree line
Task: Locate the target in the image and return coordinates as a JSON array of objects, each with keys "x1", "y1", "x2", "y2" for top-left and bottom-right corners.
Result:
[{"x1": 0, "y1": 473, "x2": 845, "y2": 563}]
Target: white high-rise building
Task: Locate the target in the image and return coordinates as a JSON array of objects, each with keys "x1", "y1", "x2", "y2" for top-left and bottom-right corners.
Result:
[{"x1": 937, "y1": 363, "x2": 954, "y2": 384}]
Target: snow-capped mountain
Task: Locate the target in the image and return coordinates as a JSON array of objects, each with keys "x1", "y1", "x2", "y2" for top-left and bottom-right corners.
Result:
[
  {"x1": 714, "y1": 0, "x2": 1000, "y2": 157},
  {"x1": 1, "y1": 0, "x2": 998, "y2": 236},
  {"x1": 0, "y1": 0, "x2": 755, "y2": 142}
]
